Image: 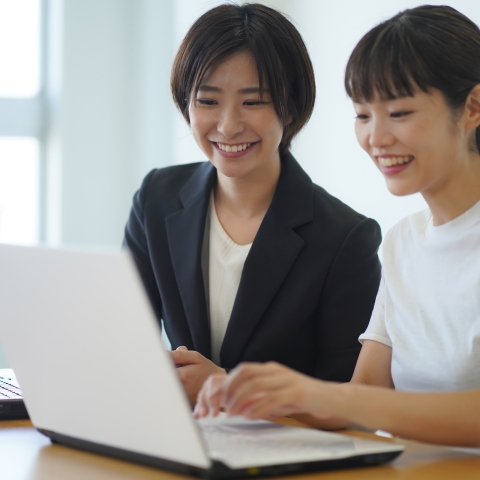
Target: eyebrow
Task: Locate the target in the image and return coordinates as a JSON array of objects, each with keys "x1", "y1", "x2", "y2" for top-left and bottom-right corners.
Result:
[{"x1": 197, "y1": 85, "x2": 269, "y2": 95}]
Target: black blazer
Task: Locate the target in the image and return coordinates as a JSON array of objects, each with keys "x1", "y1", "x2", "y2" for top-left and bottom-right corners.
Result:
[{"x1": 124, "y1": 152, "x2": 381, "y2": 382}]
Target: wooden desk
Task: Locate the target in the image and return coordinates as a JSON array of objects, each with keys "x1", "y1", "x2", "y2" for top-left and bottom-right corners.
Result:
[{"x1": 1, "y1": 419, "x2": 479, "y2": 480}]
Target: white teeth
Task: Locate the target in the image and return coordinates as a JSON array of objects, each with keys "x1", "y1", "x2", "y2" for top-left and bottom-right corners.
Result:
[
  {"x1": 217, "y1": 142, "x2": 252, "y2": 152},
  {"x1": 378, "y1": 156, "x2": 412, "y2": 166}
]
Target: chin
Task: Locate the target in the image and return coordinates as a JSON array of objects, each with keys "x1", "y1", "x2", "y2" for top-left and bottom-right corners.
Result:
[
  {"x1": 214, "y1": 163, "x2": 250, "y2": 179},
  {"x1": 212, "y1": 157, "x2": 253, "y2": 177},
  {"x1": 385, "y1": 180, "x2": 419, "y2": 197}
]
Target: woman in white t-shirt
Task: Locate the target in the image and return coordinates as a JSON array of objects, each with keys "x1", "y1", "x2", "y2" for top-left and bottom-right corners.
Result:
[{"x1": 195, "y1": 5, "x2": 480, "y2": 447}]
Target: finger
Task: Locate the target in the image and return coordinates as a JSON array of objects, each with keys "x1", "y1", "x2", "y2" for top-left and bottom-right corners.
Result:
[
  {"x1": 194, "y1": 375, "x2": 225, "y2": 417},
  {"x1": 194, "y1": 386, "x2": 217, "y2": 418},
  {"x1": 176, "y1": 346, "x2": 188, "y2": 351},
  {"x1": 223, "y1": 363, "x2": 275, "y2": 401},
  {"x1": 177, "y1": 363, "x2": 192, "y2": 382},
  {"x1": 171, "y1": 349, "x2": 200, "y2": 366},
  {"x1": 206, "y1": 376, "x2": 227, "y2": 416},
  {"x1": 233, "y1": 374, "x2": 321, "y2": 419},
  {"x1": 239, "y1": 392, "x2": 297, "y2": 420},
  {"x1": 223, "y1": 364, "x2": 286, "y2": 413},
  {"x1": 204, "y1": 376, "x2": 226, "y2": 414},
  {"x1": 225, "y1": 374, "x2": 287, "y2": 416},
  {"x1": 194, "y1": 386, "x2": 209, "y2": 418}
]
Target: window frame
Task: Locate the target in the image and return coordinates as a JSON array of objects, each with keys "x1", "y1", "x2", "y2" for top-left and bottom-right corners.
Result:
[{"x1": 0, "y1": 0, "x2": 46, "y2": 244}]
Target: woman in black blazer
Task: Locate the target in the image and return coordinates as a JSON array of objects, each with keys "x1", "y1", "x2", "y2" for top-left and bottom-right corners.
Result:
[{"x1": 124, "y1": 3, "x2": 381, "y2": 405}]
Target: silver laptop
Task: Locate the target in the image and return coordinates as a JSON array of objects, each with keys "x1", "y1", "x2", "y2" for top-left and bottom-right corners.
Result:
[{"x1": 0, "y1": 244, "x2": 403, "y2": 477}]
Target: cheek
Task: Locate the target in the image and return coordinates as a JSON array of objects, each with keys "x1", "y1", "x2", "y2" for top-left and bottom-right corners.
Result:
[
  {"x1": 400, "y1": 121, "x2": 437, "y2": 155},
  {"x1": 189, "y1": 111, "x2": 209, "y2": 142},
  {"x1": 354, "y1": 123, "x2": 368, "y2": 151},
  {"x1": 262, "y1": 112, "x2": 284, "y2": 146}
]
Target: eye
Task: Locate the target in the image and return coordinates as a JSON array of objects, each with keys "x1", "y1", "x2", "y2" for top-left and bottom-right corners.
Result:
[
  {"x1": 197, "y1": 99, "x2": 217, "y2": 106},
  {"x1": 243, "y1": 100, "x2": 269, "y2": 106},
  {"x1": 355, "y1": 114, "x2": 369, "y2": 120},
  {"x1": 390, "y1": 110, "x2": 413, "y2": 118}
]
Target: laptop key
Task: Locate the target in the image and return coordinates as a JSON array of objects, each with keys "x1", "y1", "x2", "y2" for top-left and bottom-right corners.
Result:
[{"x1": 0, "y1": 384, "x2": 22, "y2": 397}]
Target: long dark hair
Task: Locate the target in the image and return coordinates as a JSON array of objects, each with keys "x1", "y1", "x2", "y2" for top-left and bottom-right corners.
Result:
[
  {"x1": 345, "y1": 5, "x2": 480, "y2": 150},
  {"x1": 171, "y1": 3, "x2": 315, "y2": 153}
]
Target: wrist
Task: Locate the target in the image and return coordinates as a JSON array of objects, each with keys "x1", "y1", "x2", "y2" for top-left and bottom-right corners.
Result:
[
  {"x1": 303, "y1": 380, "x2": 349, "y2": 419},
  {"x1": 323, "y1": 382, "x2": 361, "y2": 421}
]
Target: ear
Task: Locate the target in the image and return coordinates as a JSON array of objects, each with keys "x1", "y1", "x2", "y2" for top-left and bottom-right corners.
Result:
[{"x1": 464, "y1": 84, "x2": 480, "y2": 130}]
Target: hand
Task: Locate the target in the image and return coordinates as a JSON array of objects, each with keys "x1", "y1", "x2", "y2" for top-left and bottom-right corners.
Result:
[
  {"x1": 197, "y1": 361, "x2": 327, "y2": 420},
  {"x1": 169, "y1": 346, "x2": 226, "y2": 406}
]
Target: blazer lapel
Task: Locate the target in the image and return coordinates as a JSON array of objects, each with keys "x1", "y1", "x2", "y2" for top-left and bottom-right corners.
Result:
[
  {"x1": 165, "y1": 162, "x2": 216, "y2": 358},
  {"x1": 220, "y1": 152, "x2": 314, "y2": 368}
]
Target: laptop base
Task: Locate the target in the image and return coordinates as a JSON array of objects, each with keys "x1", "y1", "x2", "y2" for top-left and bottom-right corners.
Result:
[
  {"x1": 38, "y1": 428, "x2": 402, "y2": 479},
  {"x1": 0, "y1": 399, "x2": 29, "y2": 420}
]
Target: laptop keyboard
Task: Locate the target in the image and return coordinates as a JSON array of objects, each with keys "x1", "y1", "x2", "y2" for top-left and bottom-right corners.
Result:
[
  {"x1": 0, "y1": 372, "x2": 23, "y2": 399},
  {"x1": 197, "y1": 415, "x2": 355, "y2": 468}
]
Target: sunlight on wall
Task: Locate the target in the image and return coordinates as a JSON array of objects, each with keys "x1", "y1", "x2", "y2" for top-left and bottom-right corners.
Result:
[{"x1": 0, "y1": 138, "x2": 40, "y2": 245}]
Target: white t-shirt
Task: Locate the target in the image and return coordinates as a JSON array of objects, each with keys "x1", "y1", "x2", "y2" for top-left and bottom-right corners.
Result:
[
  {"x1": 208, "y1": 196, "x2": 252, "y2": 366},
  {"x1": 360, "y1": 200, "x2": 480, "y2": 392}
]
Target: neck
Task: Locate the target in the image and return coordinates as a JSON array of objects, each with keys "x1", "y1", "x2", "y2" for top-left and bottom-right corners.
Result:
[
  {"x1": 423, "y1": 152, "x2": 480, "y2": 225},
  {"x1": 215, "y1": 156, "x2": 281, "y2": 218}
]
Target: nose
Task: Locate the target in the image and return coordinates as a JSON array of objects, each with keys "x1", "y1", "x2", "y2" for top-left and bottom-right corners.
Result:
[
  {"x1": 368, "y1": 119, "x2": 395, "y2": 149},
  {"x1": 217, "y1": 105, "x2": 244, "y2": 139}
]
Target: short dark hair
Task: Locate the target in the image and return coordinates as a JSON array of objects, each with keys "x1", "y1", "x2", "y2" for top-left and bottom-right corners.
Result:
[
  {"x1": 345, "y1": 5, "x2": 480, "y2": 150},
  {"x1": 171, "y1": 3, "x2": 315, "y2": 152}
]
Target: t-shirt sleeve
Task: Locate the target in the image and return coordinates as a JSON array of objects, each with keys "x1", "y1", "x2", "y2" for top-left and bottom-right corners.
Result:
[{"x1": 358, "y1": 273, "x2": 392, "y2": 347}]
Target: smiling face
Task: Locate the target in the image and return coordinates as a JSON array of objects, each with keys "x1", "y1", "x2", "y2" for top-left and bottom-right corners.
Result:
[
  {"x1": 354, "y1": 88, "x2": 471, "y2": 198},
  {"x1": 188, "y1": 52, "x2": 284, "y2": 182}
]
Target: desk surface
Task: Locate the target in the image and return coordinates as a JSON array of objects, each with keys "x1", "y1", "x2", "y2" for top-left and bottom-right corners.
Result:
[{"x1": 1, "y1": 419, "x2": 479, "y2": 480}]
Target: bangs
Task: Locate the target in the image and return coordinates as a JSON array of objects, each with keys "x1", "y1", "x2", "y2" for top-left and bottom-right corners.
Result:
[
  {"x1": 177, "y1": 8, "x2": 283, "y2": 120},
  {"x1": 345, "y1": 22, "x2": 431, "y2": 102}
]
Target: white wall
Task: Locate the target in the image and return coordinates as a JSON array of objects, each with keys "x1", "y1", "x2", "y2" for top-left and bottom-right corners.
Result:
[{"x1": 45, "y1": 0, "x2": 174, "y2": 248}]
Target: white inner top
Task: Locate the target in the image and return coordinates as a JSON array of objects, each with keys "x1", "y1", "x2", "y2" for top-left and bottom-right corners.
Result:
[
  {"x1": 208, "y1": 194, "x2": 252, "y2": 366},
  {"x1": 360, "y1": 200, "x2": 480, "y2": 392}
]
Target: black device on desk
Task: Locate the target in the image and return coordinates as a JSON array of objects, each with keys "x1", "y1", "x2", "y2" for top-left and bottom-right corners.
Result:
[{"x1": 0, "y1": 368, "x2": 29, "y2": 419}]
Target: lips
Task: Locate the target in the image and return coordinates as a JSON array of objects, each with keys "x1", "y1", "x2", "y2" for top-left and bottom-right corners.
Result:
[
  {"x1": 375, "y1": 155, "x2": 414, "y2": 176},
  {"x1": 216, "y1": 142, "x2": 251, "y2": 153},
  {"x1": 212, "y1": 141, "x2": 258, "y2": 157},
  {"x1": 377, "y1": 155, "x2": 414, "y2": 167}
]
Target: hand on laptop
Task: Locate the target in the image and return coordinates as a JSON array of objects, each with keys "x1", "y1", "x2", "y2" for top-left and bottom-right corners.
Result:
[
  {"x1": 194, "y1": 362, "x2": 315, "y2": 419},
  {"x1": 170, "y1": 346, "x2": 227, "y2": 406}
]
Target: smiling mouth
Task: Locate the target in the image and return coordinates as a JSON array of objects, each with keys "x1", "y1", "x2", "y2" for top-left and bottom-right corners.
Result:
[
  {"x1": 377, "y1": 156, "x2": 414, "y2": 167},
  {"x1": 215, "y1": 142, "x2": 253, "y2": 153}
]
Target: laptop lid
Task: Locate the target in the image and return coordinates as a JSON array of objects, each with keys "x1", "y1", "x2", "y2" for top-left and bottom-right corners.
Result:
[{"x1": 0, "y1": 244, "x2": 211, "y2": 469}]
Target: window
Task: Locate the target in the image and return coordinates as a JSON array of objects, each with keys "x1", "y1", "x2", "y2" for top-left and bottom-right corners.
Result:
[
  {"x1": 0, "y1": 0, "x2": 44, "y2": 367},
  {"x1": 0, "y1": 0, "x2": 43, "y2": 245}
]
